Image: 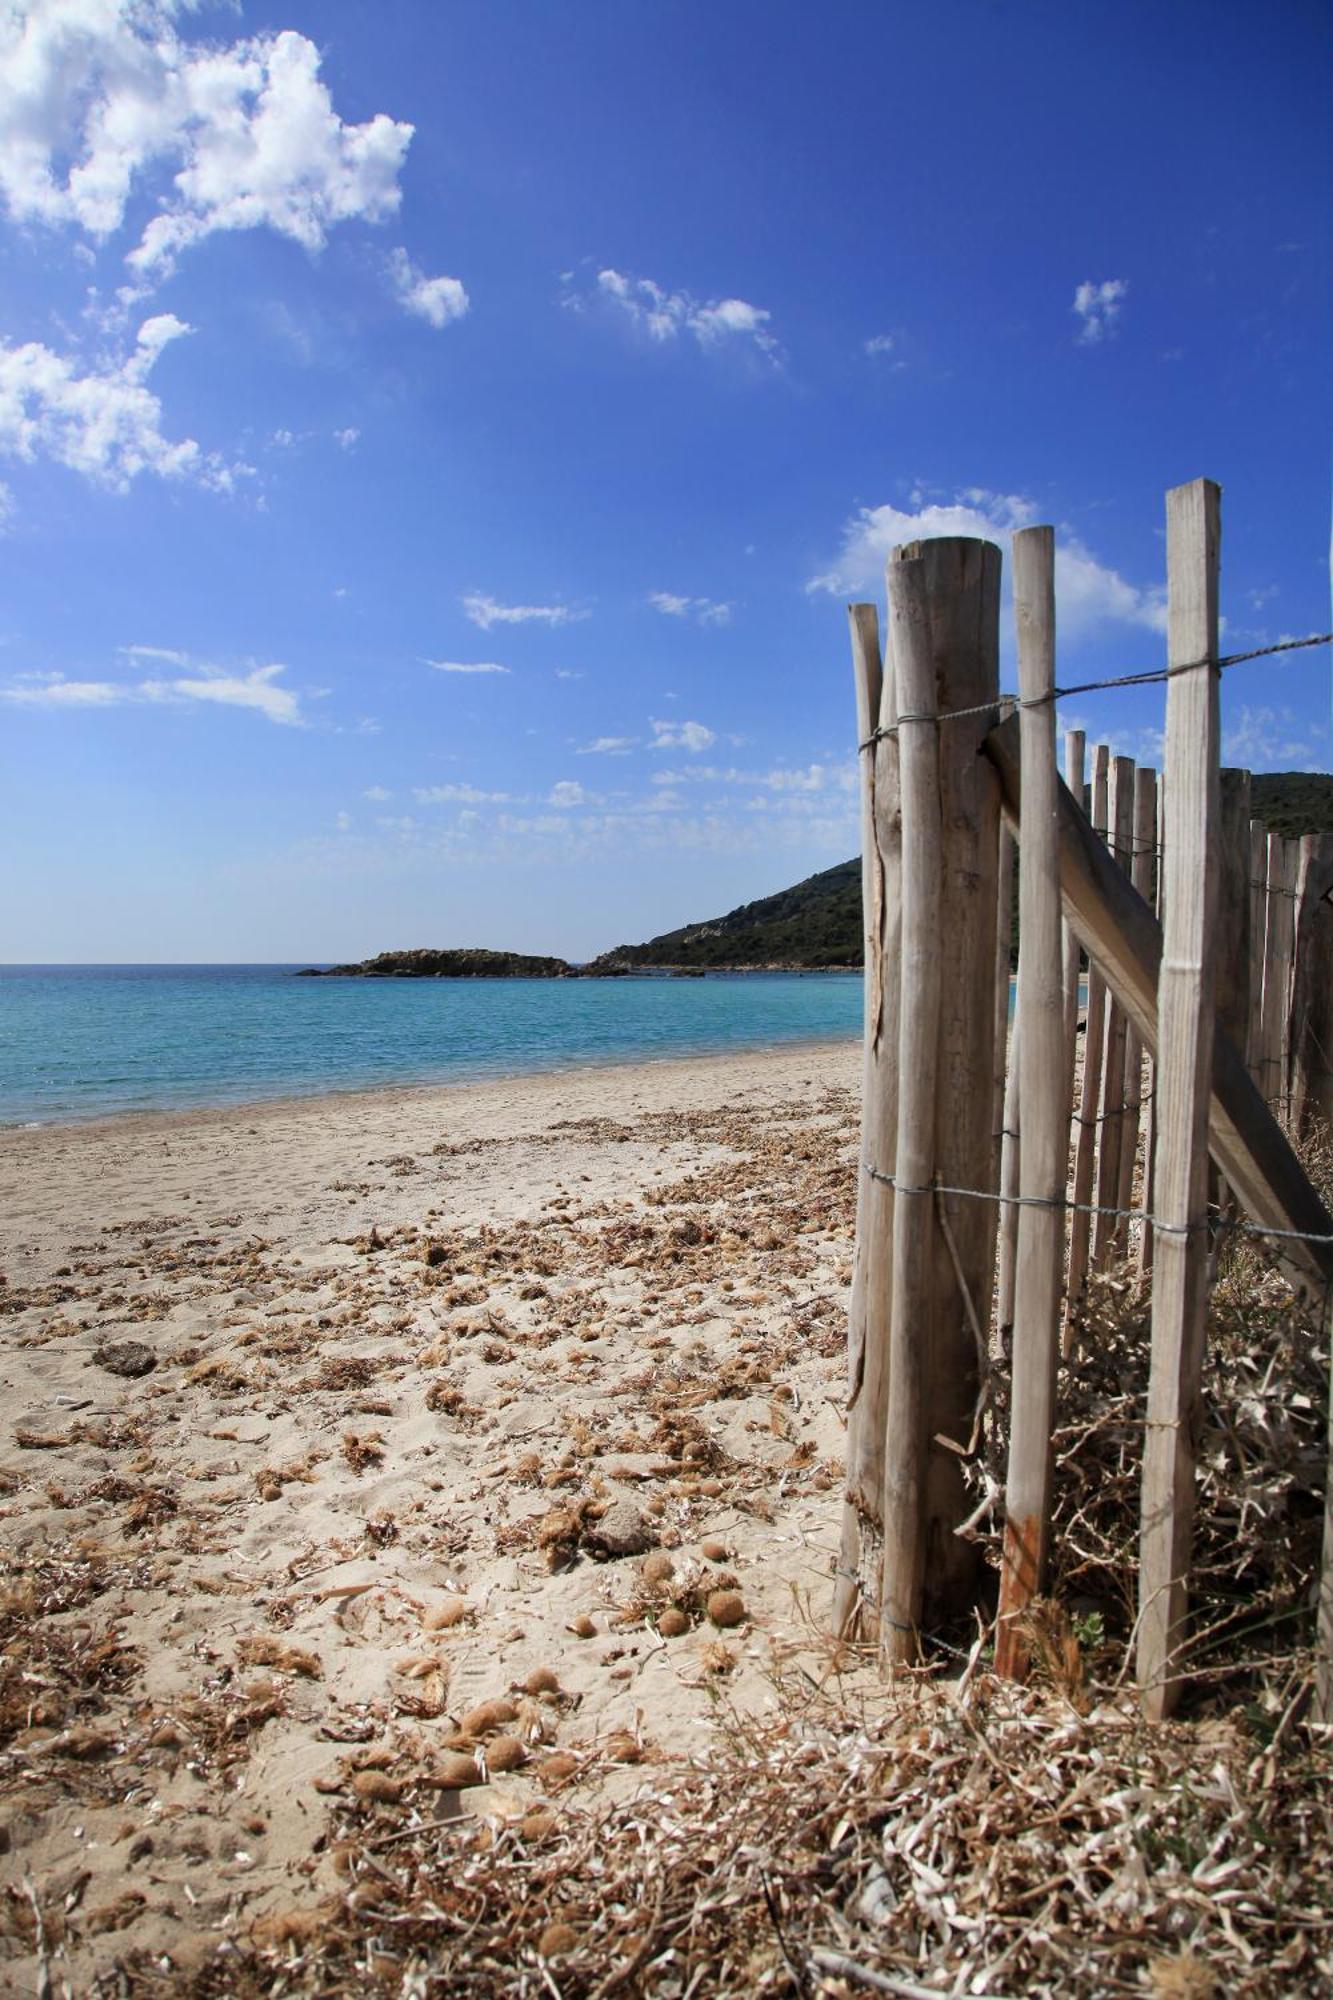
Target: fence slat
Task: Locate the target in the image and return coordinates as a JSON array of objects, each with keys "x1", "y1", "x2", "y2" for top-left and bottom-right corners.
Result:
[
  {"x1": 1259, "y1": 833, "x2": 1298, "y2": 1120},
  {"x1": 1137, "y1": 477, "x2": 1222, "y2": 1721},
  {"x1": 983, "y1": 712, "x2": 1333, "y2": 1301},
  {"x1": 879, "y1": 553, "x2": 942, "y2": 1661},
  {"x1": 994, "y1": 821, "x2": 1019, "y2": 1339},
  {"x1": 1138, "y1": 774, "x2": 1167, "y2": 1283},
  {"x1": 1064, "y1": 744, "x2": 1110, "y2": 1345},
  {"x1": 1092, "y1": 755, "x2": 1135, "y2": 1269},
  {"x1": 836, "y1": 605, "x2": 901, "y2": 1638},
  {"x1": 1247, "y1": 817, "x2": 1268, "y2": 1088},
  {"x1": 1290, "y1": 833, "x2": 1333, "y2": 1138},
  {"x1": 1116, "y1": 765, "x2": 1157, "y2": 1257},
  {"x1": 995, "y1": 526, "x2": 1065, "y2": 1678}
]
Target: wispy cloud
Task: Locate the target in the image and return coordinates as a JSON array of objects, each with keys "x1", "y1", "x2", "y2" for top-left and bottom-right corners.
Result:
[
  {"x1": 863, "y1": 333, "x2": 897, "y2": 356},
  {"x1": 424, "y1": 658, "x2": 512, "y2": 675},
  {"x1": 1223, "y1": 705, "x2": 1329, "y2": 772},
  {"x1": 1073, "y1": 278, "x2": 1128, "y2": 344},
  {"x1": 648, "y1": 590, "x2": 733, "y2": 627},
  {"x1": 577, "y1": 735, "x2": 637, "y2": 755},
  {"x1": 4, "y1": 660, "x2": 303, "y2": 725},
  {"x1": 651, "y1": 717, "x2": 716, "y2": 753},
  {"x1": 809, "y1": 486, "x2": 1166, "y2": 639},
  {"x1": 586, "y1": 268, "x2": 778, "y2": 360},
  {"x1": 461, "y1": 592, "x2": 586, "y2": 631},
  {"x1": 414, "y1": 783, "x2": 514, "y2": 804},
  {"x1": 388, "y1": 248, "x2": 469, "y2": 329}
]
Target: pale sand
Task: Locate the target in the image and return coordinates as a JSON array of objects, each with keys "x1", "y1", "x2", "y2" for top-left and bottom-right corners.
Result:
[{"x1": 0, "y1": 1040, "x2": 861, "y2": 1984}]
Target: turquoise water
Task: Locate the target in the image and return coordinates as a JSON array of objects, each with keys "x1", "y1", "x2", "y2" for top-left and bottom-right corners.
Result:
[{"x1": 0, "y1": 966, "x2": 864, "y2": 1126}]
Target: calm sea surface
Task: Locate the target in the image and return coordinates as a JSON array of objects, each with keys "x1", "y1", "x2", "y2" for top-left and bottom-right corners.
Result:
[{"x1": 0, "y1": 966, "x2": 865, "y2": 1126}]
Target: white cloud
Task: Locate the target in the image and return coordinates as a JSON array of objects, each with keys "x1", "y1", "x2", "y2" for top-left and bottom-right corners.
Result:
[
  {"x1": 648, "y1": 590, "x2": 733, "y2": 627},
  {"x1": 462, "y1": 592, "x2": 585, "y2": 631},
  {"x1": 578, "y1": 735, "x2": 637, "y2": 755},
  {"x1": 1073, "y1": 278, "x2": 1128, "y2": 345},
  {"x1": 0, "y1": 4, "x2": 414, "y2": 281},
  {"x1": 809, "y1": 487, "x2": 1166, "y2": 639},
  {"x1": 553, "y1": 667, "x2": 584, "y2": 680},
  {"x1": 549, "y1": 779, "x2": 587, "y2": 807},
  {"x1": 0, "y1": 314, "x2": 238, "y2": 493},
  {"x1": 593, "y1": 268, "x2": 777, "y2": 358},
  {"x1": 415, "y1": 783, "x2": 513, "y2": 805},
  {"x1": 335, "y1": 810, "x2": 351, "y2": 832},
  {"x1": 3, "y1": 659, "x2": 302, "y2": 723},
  {"x1": 864, "y1": 333, "x2": 896, "y2": 356},
  {"x1": 1222, "y1": 705, "x2": 1328, "y2": 772},
  {"x1": 334, "y1": 427, "x2": 359, "y2": 450},
  {"x1": 363, "y1": 784, "x2": 391, "y2": 801},
  {"x1": 424, "y1": 658, "x2": 511, "y2": 675},
  {"x1": 651, "y1": 717, "x2": 715, "y2": 753},
  {"x1": 388, "y1": 246, "x2": 468, "y2": 328},
  {"x1": 119, "y1": 643, "x2": 189, "y2": 666}
]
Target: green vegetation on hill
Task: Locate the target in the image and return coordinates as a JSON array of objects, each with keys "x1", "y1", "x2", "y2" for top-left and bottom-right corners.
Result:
[
  {"x1": 587, "y1": 859, "x2": 862, "y2": 971},
  {"x1": 590, "y1": 771, "x2": 1331, "y2": 973}
]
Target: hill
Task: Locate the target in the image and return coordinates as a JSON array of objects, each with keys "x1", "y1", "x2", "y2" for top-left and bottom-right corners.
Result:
[
  {"x1": 299, "y1": 948, "x2": 572, "y2": 978},
  {"x1": 587, "y1": 859, "x2": 862, "y2": 971},
  {"x1": 589, "y1": 770, "x2": 1331, "y2": 973}
]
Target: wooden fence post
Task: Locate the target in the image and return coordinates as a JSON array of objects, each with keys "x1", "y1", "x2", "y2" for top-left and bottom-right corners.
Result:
[
  {"x1": 894, "y1": 535, "x2": 1002, "y2": 1634},
  {"x1": 1092, "y1": 755, "x2": 1135, "y2": 1269},
  {"x1": 1259, "y1": 833, "x2": 1298, "y2": 1121},
  {"x1": 836, "y1": 605, "x2": 901, "y2": 1638},
  {"x1": 878, "y1": 554, "x2": 942, "y2": 1660},
  {"x1": 1247, "y1": 818, "x2": 1268, "y2": 1088},
  {"x1": 1138, "y1": 773, "x2": 1168, "y2": 1284},
  {"x1": 992, "y1": 818, "x2": 1018, "y2": 1335},
  {"x1": 1138, "y1": 477, "x2": 1221, "y2": 1720},
  {"x1": 1290, "y1": 833, "x2": 1333, "y2": 1138},
  {"x1": 995, "y1": 525, "x2": 1065, "y2": 1677},
  {"x1": 1062, "y1": 731, "x2": 1088, "y2": 1067},
  {"x1": 1115, "y1": 764, "x2": 1157, "y2": 1255},
  {"x1": 1064, "y1": 744, "x2": 1110, "y2": 1345}
]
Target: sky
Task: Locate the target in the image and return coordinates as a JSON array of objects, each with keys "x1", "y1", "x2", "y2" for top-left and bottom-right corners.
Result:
[{"x1": 0, "y1": 0, "x2": 1328, "y2": 963}]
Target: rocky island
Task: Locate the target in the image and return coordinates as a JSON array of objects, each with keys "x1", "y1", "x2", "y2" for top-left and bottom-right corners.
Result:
[{"x1": 297, "y1": 947, "x2": 574, "y2": 978}]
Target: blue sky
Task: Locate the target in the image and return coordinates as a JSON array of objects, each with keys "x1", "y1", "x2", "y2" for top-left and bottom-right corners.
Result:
[{"x1": 0, "y1": 0, "x2": 1328, "y2": 962}]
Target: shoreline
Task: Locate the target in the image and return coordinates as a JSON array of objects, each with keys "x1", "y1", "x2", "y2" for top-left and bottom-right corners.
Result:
[{"x1": 0, "y1": 1027, "x2": 861, "y2": 1138}]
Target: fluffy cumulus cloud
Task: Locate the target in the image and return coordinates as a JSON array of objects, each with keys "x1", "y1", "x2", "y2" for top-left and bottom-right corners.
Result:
[
  {"x1": 0, "y1": 2, "x2": 414, "y2": 280},
  {"x1": 0, "y1": 313, "x2": 238, "y2": 491},
  {"x1": 647, "y1": 590, "x2": 732, "y2": 627},
  {"x1": 461, "y1": 592, "x2": 585, "y2": 631},
  {"x1": 591, "y1": 268, "x2": 776, "y2": 358},
  {"x1": 650, "y1": 717, "x2": 715, "y2": 753},
  {"x1": 809, "y1": 487, "x2": 1166, "y2": 639},
  {"x1": 4, "y1": 658, "x2": 302, "y2": 723},
  {"x1": 388, "y1": 246, "x2": 468, "y2": 329},
  {"x1": 1072, "y1": 278, "x2": 1128, "y2": 344}
]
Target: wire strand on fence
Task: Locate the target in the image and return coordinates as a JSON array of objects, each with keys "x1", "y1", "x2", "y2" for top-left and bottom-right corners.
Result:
[
  {"x1": 857, "y1": 630, "x2": 1331, "y2": 750},
  {"x1": 860, "y1": 1159, "x2": 1333, "y2": 1247}
]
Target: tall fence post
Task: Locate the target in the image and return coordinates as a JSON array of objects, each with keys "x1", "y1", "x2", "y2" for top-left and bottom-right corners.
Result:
[
  {"x1": 995, "y1": 525, "x2": 1065, "y2": 1677},
  {"x1": 836, "y1": 605, "x2": 900, "y2": 1638},
  {"x1": 1064, "y1": 743, "x2": 1110, "y2": 1345},
  {"x1": 1092, "y1": 754, "x2": 1135, "y2": 1269},
  {"x1": 992, "y1": 815, "x2": 1018, "y2": 1336},
  {"x1": 1137, "y1": 772, "x2": 1168, "y2": 1285},
  {"x1": 1138, "y1": 477, "x2": 1221, "y2": 1721}
]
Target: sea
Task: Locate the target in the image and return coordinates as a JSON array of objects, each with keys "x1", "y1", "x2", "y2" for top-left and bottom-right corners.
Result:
[{"x1": 0, "y1": 965, "x2": 866, "y2": 1127}]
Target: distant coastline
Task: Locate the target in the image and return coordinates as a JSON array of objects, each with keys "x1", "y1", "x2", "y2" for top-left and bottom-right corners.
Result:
[{"x1": 298, "y1": 947, "x2": 861, "y2": 980}]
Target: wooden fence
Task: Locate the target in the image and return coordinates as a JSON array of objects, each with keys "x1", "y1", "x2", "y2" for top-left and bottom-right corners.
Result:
[{"x1": 838, "y1": 478, "x2": 1333, "y2": 1720}]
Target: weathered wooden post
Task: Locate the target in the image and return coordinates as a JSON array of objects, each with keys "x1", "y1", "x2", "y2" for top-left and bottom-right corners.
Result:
[
  {"x1": 1290, "y1": 833, "x2": 1333, "y2": 1138},
  {"x1": 1064, "y1": 744, "x2": 1110, "y2": 1344},
  {"x1": 992, "y1": 812, "x2": 1018, "y2": 1334},
  {"x1": 1115, "y1": 765, "x2": 1157, "y2": 1253},
  {"x1": 879, "y1": 553, "x2": 943, "y2": 1661},
  {"x1": 1137, "y1": 772, "x2": 1168, "y2": 1285},
  {"x1": 1247, "y1": 817, "x2": 1268, "y2": 1088},
  {"x1": 836, "y1": 605, "x2": 900, "y2": 1637},
  {"x1": 1259, "y1": 833, "x2": 1298, "y2": 1120},
  {"x1": 995, "y1": 525, "x2": 1066, "y2": 1677},
  {"x1": 1091, "y1": 754, "x2": 1135, "y2": 1269},
  {"x1": 1138, "y1": 477, "x2": 1221, "y2": 1720}
]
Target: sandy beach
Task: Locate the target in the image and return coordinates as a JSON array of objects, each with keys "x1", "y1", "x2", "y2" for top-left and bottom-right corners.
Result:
[{"x1": 0, "y1": 1041, "x2": 861, "y2": 1986}]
